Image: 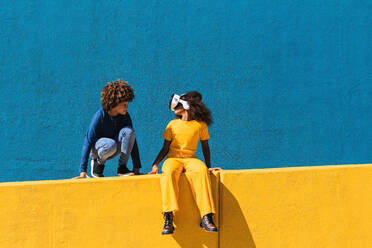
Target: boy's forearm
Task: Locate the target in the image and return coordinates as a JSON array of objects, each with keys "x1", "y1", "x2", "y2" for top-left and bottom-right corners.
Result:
[
  {"x1": 80, "y1": 138, "x2": 93, "y2": 172},
  {"x1": 80, "y1": 112, "x2": 101, "y2": 172}
]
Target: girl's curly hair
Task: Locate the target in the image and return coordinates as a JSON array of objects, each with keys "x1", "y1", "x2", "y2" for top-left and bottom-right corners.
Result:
[
  {"x1": 101, "y1": 79, "x2": 134, "y2": 112},
  {"x1": 175, "y1": 91, "x2": 213, "y2": 126}
]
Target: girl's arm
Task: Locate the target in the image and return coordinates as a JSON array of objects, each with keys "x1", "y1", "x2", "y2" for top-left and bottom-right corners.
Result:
[
  {"x1": 149, "y1": 140, "x2": 171, "y2": 174},
  {"x1": 201, "y1": 140, "x2": 211, "y2": 168},
  {"x1": 201, "y1": 140, "x2": 222, "y2": 171}
]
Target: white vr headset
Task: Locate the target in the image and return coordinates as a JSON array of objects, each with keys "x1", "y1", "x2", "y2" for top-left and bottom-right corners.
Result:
[{"x1": 169, "y1": 94, "x2": 190, "y2": 111}]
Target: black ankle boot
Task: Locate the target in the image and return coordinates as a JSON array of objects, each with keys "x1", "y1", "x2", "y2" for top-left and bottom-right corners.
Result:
[
  {"x1": 200, "y1": 213, "x2": 218, "y2": 232},
  {"x1": 162, "y1": 212, "x2": 174, "y2": 235}
]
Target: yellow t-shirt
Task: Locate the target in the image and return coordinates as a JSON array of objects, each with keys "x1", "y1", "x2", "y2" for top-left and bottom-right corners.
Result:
[{"x1": 162, "y1": 119, "x2": 210, "y2": 158}]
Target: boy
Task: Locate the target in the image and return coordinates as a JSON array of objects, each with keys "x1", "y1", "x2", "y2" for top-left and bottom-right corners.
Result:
[{"x1": 75, "y1": 79, "x2": 141, "y2": 178}]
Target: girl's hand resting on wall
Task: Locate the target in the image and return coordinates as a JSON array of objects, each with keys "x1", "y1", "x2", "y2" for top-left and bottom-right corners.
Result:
[{"x1": 208, "y1": 167, "x2": 222, "y2": 172}]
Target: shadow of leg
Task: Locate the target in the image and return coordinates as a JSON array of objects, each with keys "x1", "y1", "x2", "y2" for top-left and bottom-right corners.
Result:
[{"x1": 220, "y1": 183, "x2": 256, "y2": 248}]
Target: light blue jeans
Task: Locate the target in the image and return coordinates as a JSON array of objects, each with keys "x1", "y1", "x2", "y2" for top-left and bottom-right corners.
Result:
[{"x1": 90, "y1": 127, "x2": 136, "y2": 167}]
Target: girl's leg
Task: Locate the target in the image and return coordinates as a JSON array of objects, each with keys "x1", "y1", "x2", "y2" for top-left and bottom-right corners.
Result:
[
  {"x1": 183, "y1": 158, "x2": 216, "y2": 218},
  {"x1": 160, "y1": 158, "x2": 184, "y2": 213}
]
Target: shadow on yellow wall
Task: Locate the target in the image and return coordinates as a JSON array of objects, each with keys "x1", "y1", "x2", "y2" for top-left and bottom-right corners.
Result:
[{"x1": 220, "y1": 182, "x2": 256, "y2": 248}]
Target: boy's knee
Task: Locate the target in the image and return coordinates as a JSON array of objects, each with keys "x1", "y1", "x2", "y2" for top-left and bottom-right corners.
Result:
[
  {"x1": 119, "y1": 127, "x2": 135, "y2": 138},
  {"x1": 96, "y1": 139, "x2": 117, "y2": 160}
]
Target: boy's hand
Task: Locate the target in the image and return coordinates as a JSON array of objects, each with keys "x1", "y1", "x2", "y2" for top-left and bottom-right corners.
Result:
[
  {"x1": 72, "y1": 172, "x2": 91, "y2": 179},
  {"x1": 148, "y1": 165, "x2": 159, "y2": 174},
  {"x1": 208, "y1": 167, "x2": 222, "y2": 172}
]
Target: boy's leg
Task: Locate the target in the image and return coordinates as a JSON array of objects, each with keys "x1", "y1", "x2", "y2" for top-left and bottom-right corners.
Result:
[
  {"x1": 184, "y1": 158, "x2": 216, "y2": 218},
  {"x1": 116, "y1": 127, "x2": 136, "y2": 175},
  {"x1": 161, "y1": 158, "x2": 184, "y2": 214},
  {"x1": 90, "y1": 138, "x2": 117, "y2": 177}
]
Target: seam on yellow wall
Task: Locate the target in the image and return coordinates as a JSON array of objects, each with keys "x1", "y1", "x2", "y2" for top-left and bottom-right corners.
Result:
[{"x1": 217, "y1": 171, "x2": 222, "y2": 248}]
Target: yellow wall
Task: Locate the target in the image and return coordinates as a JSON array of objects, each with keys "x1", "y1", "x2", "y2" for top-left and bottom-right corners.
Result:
[
  {"x1": 0, "y1": 174, "x2": 219, "y2": 248},
  {"x1": 1, "y1": 164, "x2": 372, "y2": 248},
  {"x1": 219, "y1": 164, "x2": 372, "y2": 248}
]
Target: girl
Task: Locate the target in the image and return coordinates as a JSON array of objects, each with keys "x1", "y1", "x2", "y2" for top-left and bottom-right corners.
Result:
[{"x1": 149, "y1": 91, "x2": 221, "y2": 235}]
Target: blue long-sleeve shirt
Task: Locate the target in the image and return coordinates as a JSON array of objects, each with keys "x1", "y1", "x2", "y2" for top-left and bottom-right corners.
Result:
[{"x1": 80, "y1": 108, "x2": 141, "y2": 172}]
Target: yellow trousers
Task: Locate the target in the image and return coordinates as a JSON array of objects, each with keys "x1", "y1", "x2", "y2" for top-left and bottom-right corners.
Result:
[{"x1": 160, "y1": 158, "x2": 215, "y2": 217}]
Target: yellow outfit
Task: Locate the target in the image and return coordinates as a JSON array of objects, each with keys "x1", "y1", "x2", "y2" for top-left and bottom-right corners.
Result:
[{"x1": 161, "y1": 119, "x2": 215, "y2": 217}]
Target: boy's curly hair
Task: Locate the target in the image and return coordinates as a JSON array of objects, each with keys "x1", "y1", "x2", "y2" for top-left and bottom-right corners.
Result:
[
  {"x1": 175, "y1": 91, "x2": 213, "y2": 126},
  {"x1": 101, "y1": 79, "x2": 134, "y2": 112}
]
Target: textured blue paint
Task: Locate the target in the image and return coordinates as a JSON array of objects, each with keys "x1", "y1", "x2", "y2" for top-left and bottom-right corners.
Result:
[{"x1": 0, "y1": 0, "x2": 371, "y2": 182}]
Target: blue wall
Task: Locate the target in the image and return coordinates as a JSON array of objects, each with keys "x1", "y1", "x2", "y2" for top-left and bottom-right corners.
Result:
[{"x1": 0, "y1": 0, "x2": 371, "y2": 182}]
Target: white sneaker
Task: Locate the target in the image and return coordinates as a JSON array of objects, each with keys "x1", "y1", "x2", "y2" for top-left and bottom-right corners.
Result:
[{"x1": 118, "y1": 172, "x2": 135, "y2": 176}]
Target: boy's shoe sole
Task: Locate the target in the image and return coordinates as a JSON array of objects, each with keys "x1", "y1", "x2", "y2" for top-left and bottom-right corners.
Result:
[
  {"x1": 117, "y1": 172, "x2": 135, "y2": 176},
  {"x1": 117, "y1": 165, "x2": 135, "y2": 176}
]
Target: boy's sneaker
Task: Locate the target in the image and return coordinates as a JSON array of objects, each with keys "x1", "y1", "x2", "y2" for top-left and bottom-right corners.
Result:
[
  {"x1": 91, "y1": 159, "x2": 105, "y2": 177},
  {"x1": 117, "y1": 165, "x2": 134, "y2": 176}
]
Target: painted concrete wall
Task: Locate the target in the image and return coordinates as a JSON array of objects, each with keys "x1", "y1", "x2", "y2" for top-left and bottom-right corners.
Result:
[
  {"x1": 0, "y1": 1, "x2": 371, "y2": 182},
  {"x1": 219, "y1": 165, "x2": 372, "y2": 247},
  {"x1": 1, "y1": 165, "x2": 371, "y2": 247},
  {"x1": 0, "y1": 173, "x2": 220, "y2": 248}
]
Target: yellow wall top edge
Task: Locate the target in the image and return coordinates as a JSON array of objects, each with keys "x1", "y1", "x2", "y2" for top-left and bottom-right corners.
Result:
[
  {"x1": 1, "y1": 164, "x2": 370, "y2": 186},
  {"x1": 0, "y1": 171, "x2": 221, "y2": 187},
  {"x1": 0, "y1": 174, "x2": 161, "y2": 187},
  {"x1": 221, "y1": 163, "x2": 372, "y2": 175}
]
